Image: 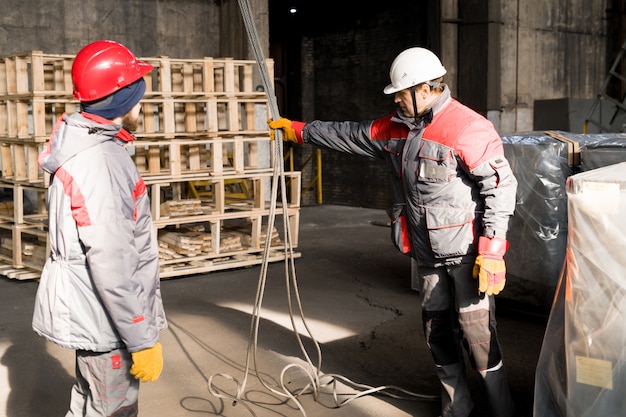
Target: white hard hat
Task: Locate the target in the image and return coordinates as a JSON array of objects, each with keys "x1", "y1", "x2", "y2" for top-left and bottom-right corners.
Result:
[{"x1": 383, "y1": 47, "x2": 447, "y2": 94}]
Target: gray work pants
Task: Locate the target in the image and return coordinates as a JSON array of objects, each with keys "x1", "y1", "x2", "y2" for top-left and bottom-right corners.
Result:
[
  {"x1": 419, "y1": 263, "x2": 515, "y2": 417},
  {"x1": 66, "y1": 348, "x2": 139, "y2": 417}
]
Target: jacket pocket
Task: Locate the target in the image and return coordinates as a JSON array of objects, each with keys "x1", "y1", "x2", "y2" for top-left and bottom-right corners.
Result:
[
  {"x1": 417, "y1": 140, "x2": 453, "y2": 183},
  {"x1": 384, "y1": 139, "x2": 406, "y2": 178},
  {"x1": 387, "y1": 203, "x2": 411, "y2": 255},
  {"x1": 425, "y1": 206, "x2": 474, "y2": 258}
]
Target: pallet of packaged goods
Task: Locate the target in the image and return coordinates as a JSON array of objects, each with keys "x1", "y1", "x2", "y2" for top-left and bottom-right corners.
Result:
[{"x1": 0, "y1": 51, "x2": 301, "y2": 280}]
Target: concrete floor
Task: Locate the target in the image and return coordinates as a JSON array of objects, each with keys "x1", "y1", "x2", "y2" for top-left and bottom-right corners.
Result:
[{"x1": 0, "y1": 205, "x2": 547, "y2": 417}]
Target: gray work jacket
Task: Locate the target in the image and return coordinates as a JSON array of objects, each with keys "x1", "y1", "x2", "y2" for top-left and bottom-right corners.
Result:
[
  {"x1": 32, "y1": 112, "x2": 167, "y2": 353},
  {"x1": 300, "y1": 87, "x2": 517, "y2": 267}
]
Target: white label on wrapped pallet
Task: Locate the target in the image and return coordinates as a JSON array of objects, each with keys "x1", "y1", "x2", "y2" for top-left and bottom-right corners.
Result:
[{"x1": 575, "y1": 355, "x2": 613, "y2": 389}]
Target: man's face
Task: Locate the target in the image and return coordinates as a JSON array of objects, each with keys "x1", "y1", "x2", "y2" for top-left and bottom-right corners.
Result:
[
  {"x1": 121, "y1": 102, "x2": 142, "y2": 132},
  {"x1": 394, "y1": 89, "x2": 416, "y2": 117},
  {"x1": 393, "y1": 84, "x2": 432, "y2": 117}
]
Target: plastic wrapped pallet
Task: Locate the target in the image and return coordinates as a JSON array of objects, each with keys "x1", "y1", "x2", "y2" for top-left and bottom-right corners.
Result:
[
  {"x1": 533, "y1": 162, "x2": 626, "y2": 417},
  {"x1": 579, "y1": 133, "x2": 626, "y2": 171},
  {"x1": 500, "y1": 132, "x2": 575, "y2": 309}
]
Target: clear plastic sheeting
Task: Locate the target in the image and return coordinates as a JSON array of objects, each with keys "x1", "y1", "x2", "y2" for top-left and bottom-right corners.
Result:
[
  {"x1": 534, "y1": 162, "x2": 626, "y2": 417},
  {"x1": 500, "y1": 132, "x2": 574, "y2": 308},
  {"x1": 579, "y1": 134, "x2": 626, "y2": 171},
  {"x1": 500, "y1": 131, "x2": 626, "y2": 309}
]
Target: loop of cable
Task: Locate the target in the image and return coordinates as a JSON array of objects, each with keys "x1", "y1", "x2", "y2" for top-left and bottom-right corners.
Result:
[{"x1": 206, "y1": 1, "x2": 439, "y2": 416}]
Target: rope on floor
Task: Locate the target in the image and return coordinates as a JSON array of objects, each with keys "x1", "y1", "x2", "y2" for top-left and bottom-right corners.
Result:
[{"x1": 206, "y1": 1, "x2": 439, "y2": 415}]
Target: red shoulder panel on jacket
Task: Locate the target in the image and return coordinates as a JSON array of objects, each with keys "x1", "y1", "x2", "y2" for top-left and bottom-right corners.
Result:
[
  {"x1": 424, "y1": 100, "x2": 503, "y2": 170},
  {"x1": 370, "y1": 113, "x2": 409, "y2": 141}
]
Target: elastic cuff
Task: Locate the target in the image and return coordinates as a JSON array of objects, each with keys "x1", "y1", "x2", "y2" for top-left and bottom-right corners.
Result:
[
  {"x1": 291, "y1": 120, "x2": 306, "y2": 144},
  {"x1": 477, "y1": 236, "x2": 508, "y2": 257}
]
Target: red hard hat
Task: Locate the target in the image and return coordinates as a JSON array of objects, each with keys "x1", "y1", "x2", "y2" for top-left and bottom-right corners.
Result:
[{"x1": 72, "y1": 40, "x2": 154, "y2": 102}]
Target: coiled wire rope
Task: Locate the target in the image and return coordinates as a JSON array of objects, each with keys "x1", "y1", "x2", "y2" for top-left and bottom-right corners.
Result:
[{"x1": 206, "y1": 1, "x2": 439, "y2": 415}]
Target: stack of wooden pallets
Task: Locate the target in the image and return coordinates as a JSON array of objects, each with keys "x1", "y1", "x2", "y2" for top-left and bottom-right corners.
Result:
[{"x1": 0, "y1": 51, "x2": 301, "y2": 280}]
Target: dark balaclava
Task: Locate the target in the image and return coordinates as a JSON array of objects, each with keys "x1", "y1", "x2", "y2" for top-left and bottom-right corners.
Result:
[{"x1": 81, "y1": 78, "x2": 146, "y2": 119}]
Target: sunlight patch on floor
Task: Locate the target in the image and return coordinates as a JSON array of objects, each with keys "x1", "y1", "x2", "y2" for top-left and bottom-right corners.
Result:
[{"x1": 217, "y1": 302, "x2": 356, "y2": 343}]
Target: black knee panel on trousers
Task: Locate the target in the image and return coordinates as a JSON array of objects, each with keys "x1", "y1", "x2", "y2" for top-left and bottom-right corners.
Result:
[{"x1": 422, "y1": 309, "x2": 460, "y2": 365}]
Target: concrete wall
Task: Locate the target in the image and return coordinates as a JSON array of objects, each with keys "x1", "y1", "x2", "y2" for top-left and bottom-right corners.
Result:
[
  {"x1": 291, "y1": 0, "x2": 612, "y2": 208},
  {"x1": 450, "y1": 0, "x2": 608, "y2": 132},
  {"x1": 495, "y1": 0, "x2": 608, "y2": 132},
  {"x1": 0, "y1": 0, "x2": 268, "y2": 60}
]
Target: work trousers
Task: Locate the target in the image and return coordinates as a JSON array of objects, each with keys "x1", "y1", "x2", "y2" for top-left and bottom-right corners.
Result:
[
  {"x1": 66, "y1": 348, "x2": 139, "y2": 417},
  {"x1": 419, "y1": 263, "x2": 515, "y2": 417}
]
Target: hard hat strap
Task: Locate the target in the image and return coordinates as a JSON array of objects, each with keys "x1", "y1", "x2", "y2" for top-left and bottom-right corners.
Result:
[{"x1": 410, "y1": 86, "x2": 418, "y2": 124}]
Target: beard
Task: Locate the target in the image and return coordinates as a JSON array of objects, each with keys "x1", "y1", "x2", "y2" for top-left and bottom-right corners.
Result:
[{"x1": 121, "y1": 112, "x2": 139, "y2": 132}]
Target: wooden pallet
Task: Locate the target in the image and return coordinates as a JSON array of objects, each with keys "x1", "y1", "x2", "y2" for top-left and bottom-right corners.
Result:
[
  {"x1": 0, "y1": 234, "x2": 300, "y2": 281},
  {"x1": 130, "y1": 135, "x2": 271, "y2": 178},
  {"x1": 137, "y1": 97, "x2": 270, "y2": 137},
  {"x1": 140, "y1": 56, "x2": 272, "y2": 97},
  {"x1": 0, "y1": 263, "x2": 43, "y2": 280},
  {"x1": 0, "y1": 183, "x2": 47, "y2": 225},
  {"x1": 146, "y1": 171, "x2": 301, "y2": 224},
  {"x1": 0, "y1": 221, "x2": 48, "y2": 271},
  {"x1": 0, "y1": 140, "x2": 49, "y2": 185},
  {"x1": 0, "y1": 51, "x2": 301, "y2": 281},
  {"x1": 0, "y1": 51, "x2": 77, "y2": 141},
  {"x1": 138, "y1": 56, "x2": 271, "y2": 137},
  {"x1": 159, "y1": 247, "x2": 301, "y2": 279},
  {"x1": 0, "y1": 172, "x2": 301, "y2": 278},
  {"x1": 0, "y1": 51, "x2": 74, "y2": 97}
]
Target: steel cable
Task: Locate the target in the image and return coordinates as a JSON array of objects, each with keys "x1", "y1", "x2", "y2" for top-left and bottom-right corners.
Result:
[{"x1": 206, "y1": 2, "x2": 438, "y2": 416}]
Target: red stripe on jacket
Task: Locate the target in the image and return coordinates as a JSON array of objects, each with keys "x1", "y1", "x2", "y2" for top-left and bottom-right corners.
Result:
[
  {"x1": 133, "y1": 178, "x2": 146, "y2": 221},
  {"x1": 54, "y1": 167, "x2": 91, "y2": 227}
]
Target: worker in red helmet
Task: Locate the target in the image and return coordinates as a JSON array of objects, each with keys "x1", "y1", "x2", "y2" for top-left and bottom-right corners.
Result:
[
  {"x1": 269, "y1": 47, "x2": 517, "y2": 417},
  {"x1": 32, "y1": 40, "x2": 166, "y2": 417}
]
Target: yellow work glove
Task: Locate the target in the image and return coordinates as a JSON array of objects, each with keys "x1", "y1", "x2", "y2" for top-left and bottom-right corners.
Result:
[
  {"x1": 268, "y1": 117, "x2": 299, "y2": 142},
  {"x1": 472, "y1": 236, "x2": 508, "y2": 296},
  {"x1": 130, "y1": 342, "x2": 163, "y2": 382}
]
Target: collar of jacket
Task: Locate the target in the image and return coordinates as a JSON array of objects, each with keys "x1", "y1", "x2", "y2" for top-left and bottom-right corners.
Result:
[
  {"x1": 393, "y1": 83, "x2": 452, "y2": 129},
  {"x1": 399, "y1": 85, "x2": 452, "y2": 129},
  {"x1": 423, "y1": 84, "x2": 451, "y2": 120},
  {"x1": 80, "y1": 112, "x2": 136, "y2": 143}
]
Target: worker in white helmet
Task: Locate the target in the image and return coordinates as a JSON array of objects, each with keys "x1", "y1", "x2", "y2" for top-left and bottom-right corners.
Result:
[{"x1": 269, "y1": 47, "x2": 517, "y2": 417}]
